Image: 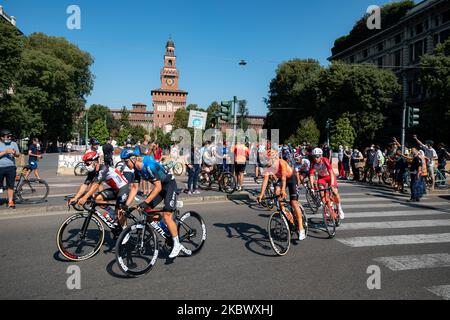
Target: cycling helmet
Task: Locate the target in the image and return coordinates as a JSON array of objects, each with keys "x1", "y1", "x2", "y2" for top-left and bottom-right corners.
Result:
[
  {"x1": 89, "y1": 138, "x2": 100, "y2": 146},
  {"x1": 82, "y1": 151, "x2": 99, "y2": 162},
  {"x1": 0, "y1": 129, "x2": 12, "y2": 136},
  {"x1": 294, "y1": 153, "x2": 302, "y2": 162},
  {"x1": 312, "y1": 148, "x2": 323, "y2": 157},
  {"x1": 120, "y1": 148, "x2": 140, "y2": 160}
]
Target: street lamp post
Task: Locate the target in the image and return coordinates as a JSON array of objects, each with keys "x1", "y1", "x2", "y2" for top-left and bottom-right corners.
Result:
[{"x1": 85, "y1": 110, "x2": 89, "y2": 151}]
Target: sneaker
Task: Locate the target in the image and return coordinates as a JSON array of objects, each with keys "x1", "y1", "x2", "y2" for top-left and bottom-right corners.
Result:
[
  {"x1": 298, "y1": 229, "x2": 307, "y2": 241},
  {"x1": 192, "y1": 190, "x2": 201, "y2": 195},
  {"x1": 8, "y1": 201, "x2": 16, "y2": 210},
  {"x1": 169, "y1": 243, "x2": 184, "y2": 259},
  {"x1": 187, "y1": 191, "x2": 193, "y2": 195},
  {"x1": 339, "y1": 209, "x2": 345, "y2": 220}
]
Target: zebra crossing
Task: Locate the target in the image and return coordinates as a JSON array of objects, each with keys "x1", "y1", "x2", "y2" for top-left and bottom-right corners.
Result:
[
  {"x1": 316, "y1": 182, "x2": 450, "y2": 300},
  {"x1": 243, "y1": 176, "x2": 450, "y2": 300}
]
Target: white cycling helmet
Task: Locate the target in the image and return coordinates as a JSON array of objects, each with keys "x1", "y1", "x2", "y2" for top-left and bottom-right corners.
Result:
[{"x1": 312, "y1": 148, "x2": 323, "y2": 157}]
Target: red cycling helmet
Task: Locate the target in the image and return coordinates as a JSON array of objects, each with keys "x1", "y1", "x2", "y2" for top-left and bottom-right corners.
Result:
[{"x1": 82, "y1": 151, "x2": 99, "y2": 163}]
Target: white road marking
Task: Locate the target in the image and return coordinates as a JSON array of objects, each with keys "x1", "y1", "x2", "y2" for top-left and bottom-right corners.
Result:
[
  {"x1": 339, "y1": 219, "x2": 450, "y2": 230},
  {"x1": 341, "y1": 202, "x2": 450, "y2": 209},
  {"x1": 374, "y1": 254, "x2": 450, "y2": 271},
  {"x1": 337, "y1": 233, "x2": 450, "y2": 247},
  {"x1": 345, "y1": 210, "x2": 450, "y2": 218},
  {"x1": 427, "y1": 285, "x2": 450, "y2": 300}
]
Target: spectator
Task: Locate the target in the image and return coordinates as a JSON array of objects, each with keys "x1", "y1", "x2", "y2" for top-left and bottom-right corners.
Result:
[
  {"x1": 323, "y1": 143, "x2": 332, "y2": 161},
  {"x1": 138, "y1": 135, "x2": 152, "y2": 195},
  {"x1": 66, "y1": 142, "x2": 73, "y2": 153},
  {"x1": 102, "y1": 137, "x2": 114, "y2": 167},
  {"x1": 437, "y1": 143, "x2": 450, "y2": 178},
  {"x1": 337, "y1": 145, "x2": 345, "y2": 179},
  {"x1": 418, "y1": 150, "x2": 428, "y2": 197},
  {"x1": 185, "y1": 145, "x2": 202, "y2": 195},
  {"x1": 413, "y1": 135, "x2": 438, "y2": 191},
  {"x1": 154, "y1": 143, "x2": 163, "y2": 162},
  {"x1": 393, "y1": 149, "x2": 408, "y2": 193},
  {"x1": 408, "y1": 148, "x2": 423, "y2": 202},
  {"x1": 374, "y1": 145, "x2": 385, "y2": 184},
  {"x1": 0, "y1": 129, "x2": 20, "y2": 209},
  {"x1": 232, "y1": 139, "x2": 250, "y2": 192},
  {"x1": 125, "y1": 134, "x2": 134, "y2": 148},
  {"x1": 351, "y1": 148, "x2": 364, "y2": 181},
  {"x1": 25, "y1": 138, "x2": 43, "y2": 180},
  {"x1": 343, "y1": 146, "x2": 351, "y2": 180},
  {"x1": 364, "y1": 145, "x2": 376, "y2": 183}
]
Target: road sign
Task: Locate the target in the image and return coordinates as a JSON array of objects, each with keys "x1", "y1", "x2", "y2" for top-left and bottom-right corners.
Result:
[{"x1": 188, "y1": 110, "x2": 208, "y2": 130}]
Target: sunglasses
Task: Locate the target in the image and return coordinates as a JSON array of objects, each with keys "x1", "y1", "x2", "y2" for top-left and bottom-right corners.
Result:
[{"x1": 2, "y1": 135, "x2": 12, "y2": 138}]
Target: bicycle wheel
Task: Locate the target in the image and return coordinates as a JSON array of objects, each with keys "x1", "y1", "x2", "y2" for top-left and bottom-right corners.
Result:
[
  {"x1": 56, "y1": 213, "x2": 105, "y2": 261},
  {"x1": 173, "y1": 162, "x2": 184, "y2": 176},
  {"x1": 16, "y1": 179, "x2": 49, "y2": 203},
  {"x1": 305, "y1": 189, "x2": 319, "y2": 213},
  {"x1": 322, "y1": 205, "x2": 336, "y2": 238},
  {"x1": 177, "y1": 211, "x2": 207, "y2": 256},
  {"x1": 267, "y1": 211, "x2": 291, "y2": 256},
  {"x1": 220, "y1": 173, "x2": 236, "y2": 194},
  {"x1": 264, "y1": 186, "x2": 275, "y2": 210},
  {"x1": 198, "y1": 172, "x2": 211, "y2": 190},
  {"x1": 74, "y1": 162, "x2": 88, "y2": 176},
  {"x1": 115, "y1": 223, "x2": 159, "y2": 276}
]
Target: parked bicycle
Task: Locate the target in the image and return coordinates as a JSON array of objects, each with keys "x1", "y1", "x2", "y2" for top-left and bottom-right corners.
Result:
[
  {"x1": 198, "y1": 166, "x2": 236, "y2": 194},
  {"x1": 115, "y1": 201, "x2": 207, "y2": 276},
  {"x1": 428, "y1": 167, "x2": 450, "y2": 189},
  {"x1": 7, "y1": 166, "x2": 50, "y2": 204},
  {"x1": 265, "y1": 195, "x2": 308, "y2": 256},
  {"x1": 163, "y1": 159, "x2": 185, "y2": 176},
  {"x1": 56, "y1": 197, "x2": 138, "y2": 262}
]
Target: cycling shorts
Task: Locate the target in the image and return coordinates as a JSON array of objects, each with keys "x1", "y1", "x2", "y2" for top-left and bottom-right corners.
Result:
[
  {"x1": 317, "y1": 175, "x2": 337, "y2": 188},
  {"x1": 274, "y1": 174, "x2": 298, "y2": 201},
  {"x1": 99, "y1": 185, "x2": 130, "y2": 208},
  {"x1": 147, "y1": 179, "x2": 178, "y2": 212}
]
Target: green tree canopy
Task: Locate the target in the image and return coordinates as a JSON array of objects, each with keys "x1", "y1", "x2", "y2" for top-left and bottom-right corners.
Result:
[
  {"x1": 331, "y1": 115, "x2": 356, "y2": 150},
  {"x1": 418, "y1": 39, "x2": 450, "y2": 143},
  {"x1": 286, "y1": 117, "x2": 320, "y2": 146},
  {"x1": 90, "y1": 119, "x2": 109, "y2": 145}
]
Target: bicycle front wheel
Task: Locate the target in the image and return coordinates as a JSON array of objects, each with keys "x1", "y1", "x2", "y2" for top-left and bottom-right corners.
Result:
[
  {"x1": 220, "y1": 173, "x2": 236, "y2": 194},
  {"x1": 16, "y1": 179, "x2": 49, "y2": 203},
  {"x1": 115, "y1": 223, "x2": 159, "y2": 276},
  {"x1": 56, "y1": 213, "x2": 105, "y2": 261},
  {"x1": 267, "y1": 211, "x2": 291, "y2": 256},
  {"x1": 74, "y1": 163, "x2": 88, "y2": 176},
  {"x1": 323, "y1": 205, "x2": 336, "y2": 238},
  {"x1": 177, "y1": 211, "x2": 207, "y2": 256}
]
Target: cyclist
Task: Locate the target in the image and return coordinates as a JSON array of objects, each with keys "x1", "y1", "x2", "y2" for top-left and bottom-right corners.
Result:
[
  {"x1": 120, "y1": 149, "x2": 187, "y2": 259},
  {"x1": 69, "y1": 152, "x2": 132, "y2": 229},
  {"x1": 256, "y1": 148, "x2": 307, "y2": 241},
  {"x1": 294, "y1": 153, "x2": 310, "y2": 186},
  {"x1": 309, "y1": 148, "x2": 345, "y2": 220}
]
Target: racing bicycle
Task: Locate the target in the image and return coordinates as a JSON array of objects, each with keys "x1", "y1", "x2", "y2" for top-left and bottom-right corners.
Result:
[
  {"x1": 56, "y1": 197, "x2": 138, "y2": 261},
  {"x1": 115, "y1": 201, "x2": 207, "y2": 276},
  {"x1": 265, "y1": 195, "x2": 308, "y2": 256}
]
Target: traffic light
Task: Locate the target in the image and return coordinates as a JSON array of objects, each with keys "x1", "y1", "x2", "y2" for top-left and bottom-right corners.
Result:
[
  {"x1": 407, "y1": 107, "x2": 420, "y2": 128},
  {"x1": 219, "y1": 101, "x2": 233, "y2": 123}
]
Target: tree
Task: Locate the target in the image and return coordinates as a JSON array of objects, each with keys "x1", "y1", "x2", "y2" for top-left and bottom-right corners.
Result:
[
  {"x1": 206, "y1": 101, "x2": 221, "y2": 128},
  {"x1": 87, "y1": 104, "x2": 118, "y2": 133},
  {"x1": 90, "y1": 119, "x2": 109, "y2": 145},
  {"x1": 265, "y1": 59, "x2": 322, "y2": 142},
  {"x1": 286, "y1": 117, "x2": 320, "y2": 146},
  {"x1": 6, "y1": 32, "x2": 94, "y2": 141},
  {"x1": 331, "y1": 115, "x2": 356, "y2": 150},
  {"x1": 0, "y1": 19, "x2": 23, "y2": 105},
  {"x1": 418, "y1": 39, "x2": 450, "y2": 143},
  {"x1": 172, "y1": 108, "x2": 190, "y2": 130},
  {"x1": 316, "y1": 62, "x2": 400, "y2": 145},
  {"x1": 129, "y1": 125, "x2": 148, "y2": 143},
  {"x1": 117, "y1": 127, "x2": 130, "y2": 147},
  {"x1": 119, "y1": 106, "x2": 130, "y2": 129},
  {"x1": 238, "y1": 100, "x2": 250, "y2": 131}
]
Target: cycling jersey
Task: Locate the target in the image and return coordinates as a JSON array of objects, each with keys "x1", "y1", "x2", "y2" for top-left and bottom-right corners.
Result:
[
  {"x1": 85, "y1": 165, "x2": 128, "y2": 191},
  {"x1": 272, "y1": 159, "x2": 297, "y2": 201},
  {"x1": 274, "y1": 159, "x2": 294, "y2": 180},
  {"x1": 295, "y1": 158, "x2": 310, "y2": 173},
  {"x1": 136, "y1": 156, "x2": 174, "y2": 184},
  {"x1": 309, "y1": 157, "x2": 333, "y2": 179}
]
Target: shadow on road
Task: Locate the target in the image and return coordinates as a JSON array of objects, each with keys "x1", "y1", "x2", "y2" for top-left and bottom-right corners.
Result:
[
  {"x1": 53, "y1": 251, "x2": 72, "y2": 263},
  {"x1": 214, "y1": 222, "x2": 277, "y2": 257},
  {"x1": 106, "y1": 259, "x2": 136, "y2": 279}
]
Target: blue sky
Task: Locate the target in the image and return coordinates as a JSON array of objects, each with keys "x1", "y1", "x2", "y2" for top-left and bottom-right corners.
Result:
[{"x1": 4, "y1": 0, "x2": 398, "y2": 115}]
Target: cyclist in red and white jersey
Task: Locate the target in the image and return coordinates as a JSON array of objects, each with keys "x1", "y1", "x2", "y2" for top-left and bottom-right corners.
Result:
[
  {"x1": 309, "y1": 148, "x2": 345, "y2": 220},
  {"x1": 69, "y1": 152, "x2": 133, "y2": 228}
]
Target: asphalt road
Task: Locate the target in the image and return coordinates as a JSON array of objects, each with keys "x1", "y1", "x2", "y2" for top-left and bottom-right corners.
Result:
[{"x1": 0, "y1": 182, "x2": 449, "y2": 300}]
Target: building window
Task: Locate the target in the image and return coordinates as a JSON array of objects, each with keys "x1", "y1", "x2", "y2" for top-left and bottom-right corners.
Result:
[
  {"x1": 395, "y1": 34, "x2": 402, "y2": 44},
  {"x1": 363, "y1": 49, "x2": 368, "y2": 58},
  {"x1": 377, "y1": 56, "x2": 383, "y2": 67},
  {"x1": 434, "y1": 33, "x2": 440, "y2": 45},
  {"x1": 441, "y1": 29, "x2": 450, "y2": 43},
  {"x1": 443, "y1": 9, "x2": 450, "y2": 24},
  {"x1": 377, "y1": 42, "x2": 384, "y2": 52},
  {"x1": 416, "y1": 23, "x2": 423, "y2": 35},
  {"x1": 394, "y1": 50, "x2": 402, "y2": 67},
  {"x1": 424, "y1": 20, "x2": 429, "y2": 31}
]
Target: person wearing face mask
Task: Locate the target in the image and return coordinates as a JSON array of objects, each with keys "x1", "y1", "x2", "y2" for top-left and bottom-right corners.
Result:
[
  {"x1": 0, "y1": 129, "x2": 21, "y2": 209},
  {"x1": 25, "y1": 138, "x2": 43, "y2": 180}
]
